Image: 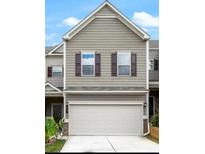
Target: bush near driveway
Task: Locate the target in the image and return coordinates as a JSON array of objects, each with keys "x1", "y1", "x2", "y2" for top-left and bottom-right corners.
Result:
[
  {"x1": 151, "y1": 114, "x2": 159, "y2": 127},
  {"x1": 45, "y1": 117, "x2": 59, "y2": 143}
]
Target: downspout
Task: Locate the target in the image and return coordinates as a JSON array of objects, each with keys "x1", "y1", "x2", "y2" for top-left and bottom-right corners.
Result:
[{"x1": 144, "y1": 39, "x2": 150, "y2": 136}]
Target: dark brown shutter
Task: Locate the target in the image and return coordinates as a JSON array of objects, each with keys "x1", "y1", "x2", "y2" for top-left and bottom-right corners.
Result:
[
  {"x1": 131, "y1": 53, "x2": 136, "y2": 76},
  {"x1": 111, "y1": 53, "x2": 117, "y2": 76},
  {"x1": 75, "y1": 53, "x2": 81, "y2": 76},
  {"x1": 95, "y1": 54, "x2": 101, "y2": 76},
  {"x1": 48, "y1": 67, "x2": 52, "y2": 77},
  {"x1": 154, "y1": 59, "x2": 158, "y2": 70}
]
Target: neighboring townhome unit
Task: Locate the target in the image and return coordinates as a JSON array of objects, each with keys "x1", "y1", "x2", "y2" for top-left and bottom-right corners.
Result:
[
  {"x1": 45, "y1": 43, "x2": 64, "y2": 129},
  {"x1": 45, "y1": 1, "x2": 158, "y2": 136},
  {"x1": 149, "y1": 40, "x2": 159, "y2": 120}
]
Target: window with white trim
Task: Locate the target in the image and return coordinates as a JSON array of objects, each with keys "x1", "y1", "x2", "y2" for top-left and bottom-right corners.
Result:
[
  {"x1": 81, "y1": 52, "x2": 95, "y2": 76},
  {"x1": 52, "y1": 66, "x2": 63, "y2": 77},
  {"x1": 149, "y1": 59, "x2": 154, "y2": 70},
  {"x1": 117, "y1": 52, "x2": 131, "y2": 76}
]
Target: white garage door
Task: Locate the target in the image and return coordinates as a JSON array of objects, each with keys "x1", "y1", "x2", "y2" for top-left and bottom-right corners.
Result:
[{"x1": 69, "y1": 104, "x2": 143, "y2": 135}]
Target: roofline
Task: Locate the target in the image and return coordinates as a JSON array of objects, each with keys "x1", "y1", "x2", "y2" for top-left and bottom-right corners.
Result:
[
  {"x1": 46, "y1": 42, "x2": 63, "y2": 56},
  {"x1": 45, "y1": 82, "x2": 62, "y2": 93},
  {"x1": 105, "y1": 0, "x2": 150, "y2": 38},
  {"x1": 63, "y1": 1, "x2": 150, "y2": 40}
]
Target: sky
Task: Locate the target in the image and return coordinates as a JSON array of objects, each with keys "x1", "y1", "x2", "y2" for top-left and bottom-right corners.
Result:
[{"x1": 45, "y1": 0, "x2": 159, "y2": 46}]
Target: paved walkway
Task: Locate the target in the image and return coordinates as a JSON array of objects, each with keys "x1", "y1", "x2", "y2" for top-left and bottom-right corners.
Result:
[{"x1": 61, "y1": 136, "x2": 159, "y2": 153}]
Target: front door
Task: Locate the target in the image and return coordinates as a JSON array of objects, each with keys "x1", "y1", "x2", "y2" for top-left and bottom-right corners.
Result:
[{"x1": 52, "y1": 104, "x2": 62, "y2": 122}]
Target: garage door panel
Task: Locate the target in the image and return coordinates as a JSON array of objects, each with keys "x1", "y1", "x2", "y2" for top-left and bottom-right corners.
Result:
[{"x1": 70, "y1": 104, "x2": 143, "y2": 135}]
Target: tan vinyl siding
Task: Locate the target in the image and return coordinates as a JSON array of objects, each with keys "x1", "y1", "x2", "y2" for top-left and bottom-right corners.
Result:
[
  {"x1": 149, "y1": 49, "x2": 159, "y2": 59},
  {"x1": 45, "y1": 93, "x2": 63, "y2": 97},
  {"x1": 66, "y1": 18, "x2": 146, "y2": 87},
  {"x1": 66, "y1": 94, "x2": 145, "y2": 103},
  {"x1": 149, "y1": 49, "x2": 159, "y2": 81},
  {"x1": 53, "y1": 44, "x2": 63, "y2": 53},
  {"x1": 46, "y1": 56, "x2": 63, "y2": 87},
  {"x1": 94, "y1": 5, "x2": 117, "y2": 16}
]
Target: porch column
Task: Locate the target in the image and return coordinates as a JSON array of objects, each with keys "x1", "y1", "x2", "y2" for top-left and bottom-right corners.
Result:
[
  {"x1": 143, "y1": 92, "x2": 150, "y2": 135},
  {"x1": 146, "y1": 92, "x2": 149, "y2": 120},
  {"x1": 63, "y1": 93, "x2": 66, "y2": 120},
  {"x1": 63, "y1": 93, "x2": 69, "y2": 136}
]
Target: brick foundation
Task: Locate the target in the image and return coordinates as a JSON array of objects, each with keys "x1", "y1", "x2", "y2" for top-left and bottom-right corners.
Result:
[
  {"x1": 143, "y1": 119, "x2": 148, "y2": 134},
  {"x1": 63, "y1": 122, "x2": 69, "y2": 136}
]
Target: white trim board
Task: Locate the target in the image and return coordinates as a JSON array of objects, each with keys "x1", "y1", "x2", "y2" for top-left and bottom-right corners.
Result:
[
  {"x1": 45, "y1": 82, "x2": 62, "y2": 93},
  {"x1": 63, "y1": 40, "x2": 66, "y2": 90},
  {"x1": 63, "y1": 1, "x2": 150, "y2": 40},
  {"x1": 146, "y1": 40, "x2": 149, "y2": 89},
  {"x1": 46, "y1": 42, "x2": 64, "y2": 56},
  {"x1": 69, "y1": 101, "x2": 143, "y2": 105},
  {"x1": 46, "y1": 54, "x2": 63, "y2": 56}
]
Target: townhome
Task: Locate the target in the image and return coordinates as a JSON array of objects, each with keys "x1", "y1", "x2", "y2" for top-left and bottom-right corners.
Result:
[
  {"x1": 149, "y1": 40, "x2": 159, "y2": 120},
  {"x1": 45, "y1": 1, "x2": 159, "y2": 136}
]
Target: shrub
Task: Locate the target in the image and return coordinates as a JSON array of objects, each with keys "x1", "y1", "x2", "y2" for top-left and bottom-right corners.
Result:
[
  {"x1": 45, "y1": 117, "x2": 59, "y2": 143},
  {"x1": 151, "y1": 114, "x2": 159, "y2": 127},
  {"x1": 58, "y1": 118, "x2": 64, "y2": 133}
]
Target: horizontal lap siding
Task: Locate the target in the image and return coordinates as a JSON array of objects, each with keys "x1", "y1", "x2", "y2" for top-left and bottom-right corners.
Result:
[
  {"x1": 149, "y1": 49, "x2": 159, "y2": 81},
  {"x1": 66, "y1": 18, "x2": 146, "y2": 87},
  {"x1": 46, "y1": 56, "x2": 63, "y2": 87},
  {"x1": 149, "y1": 50, "x2": 159, "y2": 59},
  {"x1": 53, "y1": 44, "x2": 63, "y2": 53},
  {"x1": 94, "y1": 5, "x2": 117, "y2": 16},
  {"x1": 66, "y1": 94, "x2": 145, "y2": 103},
  {"x1": 149, "y1": 71, "x2": 159, "y2": 81}
]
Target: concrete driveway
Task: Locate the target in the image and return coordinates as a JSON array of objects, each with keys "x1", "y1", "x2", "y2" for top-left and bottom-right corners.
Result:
[{"x1": 61, "y1": 136, "x2": 159, "y2": 153}]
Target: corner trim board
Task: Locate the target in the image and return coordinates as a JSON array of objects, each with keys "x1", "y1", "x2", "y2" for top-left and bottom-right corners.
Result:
[{"x1": 63, "y1": 40, "x2": 66, "y2": 89}]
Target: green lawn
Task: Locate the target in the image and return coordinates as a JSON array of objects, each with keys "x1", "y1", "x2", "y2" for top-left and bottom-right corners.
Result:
[{"x1": 45, "y1": 139, "x2": 66, "y2": 153}]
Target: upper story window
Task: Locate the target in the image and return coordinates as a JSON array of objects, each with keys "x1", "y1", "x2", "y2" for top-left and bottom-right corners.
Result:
[
  {"x1": 149, "y1": 59, "x2": 158, "y2": 71},
  {"x1": 81, "y1": 52, "x2": 95, "y2": 76},
  {"x1": 52, "y1": 66, "x2": 63, "y2": 77},
  {"x1": 47, "y1": 66, "x2": 63, "y2": 77},
  {"x1": 149, "y1": 60, "x2": 154, "y2": 70},
  {"x1": 117, "y1": 52, "x2": 131, "y2": 76}
]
